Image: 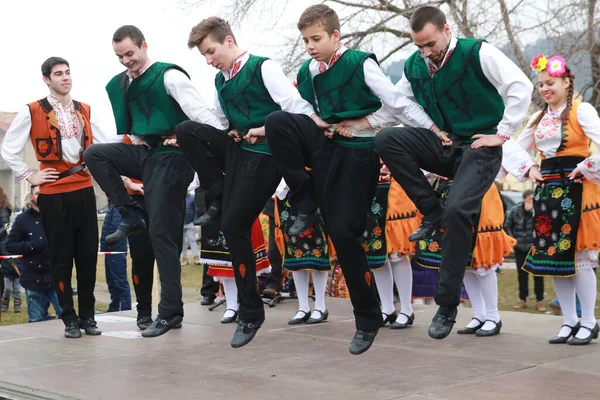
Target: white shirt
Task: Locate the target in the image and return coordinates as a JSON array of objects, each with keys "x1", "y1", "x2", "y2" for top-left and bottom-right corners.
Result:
[
  {"x1": 213, "y1": 51, "x2": 315, "y2": 130},
  {"x1": 0, "y1": 96, "x2": 118, "y2": 182},
  {"x1": 514, "y1": 102, "x2": 600, "y2": 184},
  {"x1": 396, "y1": 36, "x2": 533, "y2": 139}
]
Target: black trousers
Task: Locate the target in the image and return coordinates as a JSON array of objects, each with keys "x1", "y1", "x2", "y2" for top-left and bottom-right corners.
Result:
[
  {"x1": 38, "y1": 187, "x2": 98, "y2": 323},
  {"x1": 265, "y1": 200, "x2": 283, "y2": 292},
  {"x1": 515, "y1": 249, "x2": 544, "y2": 301},
  {"x1": 127, "y1": 195, "x2": 155, "y2": 318},
  {"x1": 266, "y1": 111, "x2": 381, "y2": 331},
  {"x1": 375, "y1": 127, "x2": 502, "y2": 310},
  {"x1": 200, "y1": 263, "x2": 219, "y2": 298},
  {"x1": 84, "y1": 144, "x2": 194, "y2": 319},
  {"x1": 176, "y1": 122, "x2": 281, "y2": 322}
]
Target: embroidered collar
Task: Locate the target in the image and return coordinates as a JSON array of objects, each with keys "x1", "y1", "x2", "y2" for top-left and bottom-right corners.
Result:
[
  {"x1": 423, "y1": 35, "x2": 457, "y2": 76},
  {"x1": 318, "y1": 44, "x2": 346, "y2": 73},
  {"x1": 225, "y1": 51, "x2": 249, "y2": 80},
  {"x1": 547, "y1": 102, "x2": 567, "y2": 117},
  {"x1": 47, "y1": 94, "x2": 80, "y2": 140}
]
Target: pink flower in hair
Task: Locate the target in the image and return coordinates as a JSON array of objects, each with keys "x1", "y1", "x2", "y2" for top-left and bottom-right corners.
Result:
[{"x1": 546, "y1": 56, "x2": 567, "y2": 77}]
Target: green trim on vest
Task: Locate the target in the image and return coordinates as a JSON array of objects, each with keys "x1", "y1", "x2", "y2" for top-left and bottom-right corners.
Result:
[
  {"x1": 216, "y1": 55, "x2": 281, "y2": 156},
  {"x1": 404, "y1": 38, "x2": 504, "y2": 139},
  {"x1": 106, "y1": 62, "x2": 190, "y2": 154}
]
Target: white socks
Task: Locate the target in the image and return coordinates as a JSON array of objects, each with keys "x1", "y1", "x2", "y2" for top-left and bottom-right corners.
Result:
[
  {"x1": 462, "y1": 271, "x2": 486, "y2": 327},
  {"x1": 372, "y1": 261, "x2": 396, "y2": 319},
  {"x1": 292, "y1": 271, "x2": 311, "y2": 318},
  {"x1": 479, "y1": 270, "x2": 500, "y2": 330},
  {"x1": 222, "y1": 278, "x2": 238, "y2": 318},
  {"x1": 311, "y1": 271, "x2": 328, "y2": 318},
  {"x1": 390, "y1": 255, "x2": 413, "y2": 323},
  {"x1": 573, "y1": 268, "x2": 598, "y2": 338},
  {"x1": 553, "y1": 277, "x2": 578, "y2": 337}
]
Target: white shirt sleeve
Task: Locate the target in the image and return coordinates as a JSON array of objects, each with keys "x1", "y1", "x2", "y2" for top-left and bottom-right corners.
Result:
[
  {"x1": 363, "y1": 58, "x2": 435, "y2": 129},
  {"x1": 479, "y1": 42, "x2": 534, "y2": 140},
  {"x1": 496, "y1": 138, "x2": 537, "y2": 182},
  {"x1": 576, "y1": 103, "x2": 600, "y2": 184},
  {"x1": 0, "y1": 107, "x2": 34, "y2": 181},
  {"x1": 90, "y1": 108, "x2": 120, "y2": 144},
  {"x1": 164, "y1": 69, "x2": 225, "y2": 130},
  {"x1": 515, "y1": 113, "x2": 538, "y2": 153},
  {"x1": 212, "y1": 90, "x2": 229, "y2": 130},
  {"x1": 261, "y1": 59, "x2": 315, "y2": 117}
]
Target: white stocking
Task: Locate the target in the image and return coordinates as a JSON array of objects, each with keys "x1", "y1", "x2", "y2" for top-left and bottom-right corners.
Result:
[
  {"x1": 390, "y1": 255, "x2": 413, "y2": 324},
  {"x1": 372, "y1": 260, "x2": 395, "y2": 319}
]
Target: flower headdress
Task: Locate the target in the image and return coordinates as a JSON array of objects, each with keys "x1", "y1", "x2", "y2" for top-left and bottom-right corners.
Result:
[{"x1": 530, "y1": 54, "x2": 567, "y2": 77}]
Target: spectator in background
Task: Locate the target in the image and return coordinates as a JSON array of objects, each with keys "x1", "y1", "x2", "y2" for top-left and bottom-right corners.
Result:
[
  {"x1": 182, "y1": 182, "x2": 200, "y2": 266},
  {"x1": 505, "y1": 190, "x2": 546, "y2": 312},
  {"x1": 101, "y1": 201, "x2": 131, "y2": 312},
  {"x1": 0, "y1": 186, "x2": 21, "y2": 313},
  {"x1": 6, "y1": 185, "x2": 62, "y2": 321}
]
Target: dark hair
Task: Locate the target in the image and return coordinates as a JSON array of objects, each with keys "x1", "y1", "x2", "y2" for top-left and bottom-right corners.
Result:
[
  {"x1": 0, "y1": 186, "x2": 10, "y2": 210},
  {"x1": 30, "y1": 184, "x2": 39, "y2": 195},
  {"x1": 113, "y1": 25, "x2": 146, "y2": 47},
  {"x1": 522, "y1": 190, "x2": 534, "y2": 199},
  {"x1": 297, "y1": 4, "x2": 341, "y2": 34},
  {"x1": 410, "y1": 6, "x2": 447, "y2": 32},
  {"x1": 188, "y1": 17, "x2": 237, "y2": 49},
  {"x1": 41, "y1": 57, "x2": 69, "y2": 79},
  {"x1": 529, "y1": 66, "x2": 575, "y2": 129}
]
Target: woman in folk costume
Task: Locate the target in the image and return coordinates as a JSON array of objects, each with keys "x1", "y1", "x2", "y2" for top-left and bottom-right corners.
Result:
[
  {"x1": 273, "y1": 179, "x2": 331, "y2": 324},
  {"x1": 515, "y1": 55, "x2": 600, "y2": 345},
  {"x1": 200, "y1": 216, "x2": 270, "y2": 324}
]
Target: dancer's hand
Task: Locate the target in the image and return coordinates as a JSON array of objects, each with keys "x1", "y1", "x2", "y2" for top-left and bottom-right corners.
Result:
[
  {"x1": 27, "y1": 168, "x2": 59, "y2": 185},
  {"x1": 470, "y1": 134, "x2": 504, "y2": 149},
  {"x1": 124, "y1": 178, "x2": 144, "y2": 195},
  {"x1": 311, "y1": 114, "x2": 331, "y2": 130},
  {"x1": 162, "y1": 134, "x2": 179, "y2": 147},
  {"x1": 431, "y1": 126, "x2": 452, "y2": 146},
  {"x1": 568, "y1": 167, "x2": 583, "y2": 183},
  {"x1": 380, "y1": 165, "x2": 391, "y2": 182},
  {"x1": 227, "y1": 129, "x2": 242, "y2": 142},
  {"x1": 245, "y1": 126, "x2": 265, "y2": 144},
  {"x1": 336, "y1": 118, "x2": 371, "y2": 138},
  {"x1": 527, "y1": 165, "x2": 544, "y2": 184}
]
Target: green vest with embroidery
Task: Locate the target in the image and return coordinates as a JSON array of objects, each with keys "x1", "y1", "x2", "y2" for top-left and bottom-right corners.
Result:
[
  {"x1": 297, "y1": 49, "x2": 382, "y2": 150},
  {"x1": 215, "y1": 55, "x2": 281, "y2": 155},
  {"x1": 106, "y1": 62, "x2": 189, "y2": 153},
  {"x1": 403, "y1": 38, "x2": 504, "y2": 139}
]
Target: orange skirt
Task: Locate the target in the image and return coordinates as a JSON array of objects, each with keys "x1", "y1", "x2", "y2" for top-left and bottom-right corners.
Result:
[
  {"x1": 576, "y1": 178, "x2": 600, "y2": 251},
  {"x1": 385, "y1": 179, "x2": 421, "y2": 256}
]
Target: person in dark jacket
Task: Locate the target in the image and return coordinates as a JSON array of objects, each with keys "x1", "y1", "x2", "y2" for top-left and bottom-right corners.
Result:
[
  {"x1": 101, "y1": 202, "x2": 131, "y2": 312},
  {"x1": 181, "y1": 188, "x2": 200, "y2": 265},
  {"x1": 504, "y1": 190, "x2": 546, "y2": 312},
  {"x1": 5, "y1": 185, "x2": 62, "y2": 321},
  {"x1": 0, "y1": 186, "x2": 22, "y2": 313}
]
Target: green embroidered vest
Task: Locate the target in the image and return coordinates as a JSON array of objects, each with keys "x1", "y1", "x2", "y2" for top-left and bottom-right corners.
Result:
[
  {"x1": 106, "y1": 62, "x2": 189, "y2": 153},
  {"x1": 403, "y1": 38, "x2": 505, "y2": 139},
  {"x1": 215, "y1": 55, "x2": 281, "y2": 155}
]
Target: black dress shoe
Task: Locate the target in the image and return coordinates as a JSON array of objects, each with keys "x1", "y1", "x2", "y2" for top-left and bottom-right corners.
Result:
[
  {"x1": 194, "y1": 203, "x2": 222, "y2": 226},
  {"x1": 288, "y1": 310, "x2": 311, "y2": 325},
  {"x1": 64, "y1": 320, "x2": 82, "y2": 339},
  {"x1": 200, "y1": 296, "x2": 216, "y2": 306},
  {"x1": 408, "y1": 209, "x2": 444, "y2": 242},
  {"x1": 79, "y1": 318, "x2": 102, "y2": 335},
  {"x1": 457, "y1": 318, "x2": 484, "y2": 334},
  {"x1": 221, "y1": 310, "x2": 238, "y2": 324},
  {"x1": 390, "y1": 312, "x2": 415, "y2": 329},
  {"x1": 476, "y1": 320, "x2": 502, "y2": 337},
  {"x1": 231, "y1": 319, "x2": 264, "y2": 348},
  {"x1": 349, "y1": 329, "x2": 378, "y2": 355},
  {"x1": 142, "y1": 315, "x2": 183, "y2": 338},
  {"x1": 549, "y1": 323, "x2": 580, "y2": 344},
  {"x1": 568, "y1": 323, "x2": 599, "y2": 346},
  {"x1": 137, "y1": 316, "x2": 153, "y2": 331},
  {"x1": 428, "y1": 308, "x2": 457, "y2": 339},
  {"x1": 106, "y1": 212, "x2": 146, "y2": 244},
  {"x1": 289, "y1": 211, "x2": 318, "y2": 236},
  {"x1": 306, "y1": 309, "x2": 329, "y2": 324},
  {"x1": 381, "y1": 311, "x2": 398, "y2": 327}
]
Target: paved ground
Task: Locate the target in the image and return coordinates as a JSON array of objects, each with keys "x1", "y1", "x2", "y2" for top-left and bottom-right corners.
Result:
[{"x1": 0, "y1": 297, "x2": 598, "y2": 400}]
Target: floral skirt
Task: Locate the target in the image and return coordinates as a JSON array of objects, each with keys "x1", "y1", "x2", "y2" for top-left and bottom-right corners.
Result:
[
  {"x1": 385, "y1": 179, "x2": 421, "y2": 256},
  {"x1": 364, "y1": 181, "x2": 390, "y2": 270}
]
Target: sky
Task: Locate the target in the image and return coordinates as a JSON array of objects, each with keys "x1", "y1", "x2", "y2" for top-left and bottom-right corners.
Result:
[{"x1": 0, "y1": 0, "x2": 312, "y2": 132}]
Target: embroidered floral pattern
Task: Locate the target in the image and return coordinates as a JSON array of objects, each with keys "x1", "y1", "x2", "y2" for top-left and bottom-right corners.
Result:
[
  {"x1": 534, "y1": 104, "x2": 566, "y2": 141},
  {"x1": 48, "y1": 95, "x2": 80, "y2": 140}
]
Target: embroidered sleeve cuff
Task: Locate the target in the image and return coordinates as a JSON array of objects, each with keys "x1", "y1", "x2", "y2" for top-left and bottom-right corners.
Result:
[
  {"x1": 578, "y1": 156, "x2": 600, "y2": 185},
  {"x1": 364, "y1": 117, "x2": 374, "y2": 130},
  {"x1": 496, "y1": 131, "x2": 512, "y2": 141},
  {"x1": 429, "y1": 124, "x2": 437, "y2": 131},
  {"x1": 17, "y1": 169, "x2": 33, "y2": 182}
]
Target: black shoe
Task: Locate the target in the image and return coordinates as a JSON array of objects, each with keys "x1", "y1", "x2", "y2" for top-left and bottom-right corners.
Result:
[
  {"x1": 288, "y1": 310, "x2": 311, "y2": 325},
  {"x1": 349, "y1": 329, "x2": 378, "y2": 355},
  {"x1": 106, "y1": 211, "x2": 146, "y2": 244},
  {"x1": 43, "y1": 314, "x2": 58, "y2": 321},
  {"x1": 289, "y1": 210, "x2": 318, "y2": 236},
  {"x1": 221, "y1": 310, "x2": 238, "y2": 324},
  {"x1": 231, "y1": 319, "x2": 264, "y2": 348},
  {"x1": 457, "y1": 318, "x2": 484, "y2": 334},
  {"x1": 568, "y1": 323, "x2": 599, "y2": 346},
  {"x1": 428, "y1": 307, "x2": 457, "y2": 339},
  {"x1": 194, "y1": 203, "x2": 221, "y2": 226},
  {"x1": 390, "y1": 313, "x2": 415, "y2": 329},
  {"x1": 476, "y1": 320, "x2": 502, "y2": 337},
  {"x1": 141, "y1": 315, "x2": 183, "y2": 338},
  {"x1": 306, "y1": 309, "x2": 329, "y2": 324},
  {"x1": 79, "y1": 318, "x2": 102, "y2": 335},
  {"x1": 200, "y1": 296, "x2": 215, "y2": 306},
  {"x1": 408, "y1": 209, "x2": 443, "y2": 242},
  {"x1": 137, "y1": 316, "x2": 153, "y2": 331},
  {"x1": 64, "y1": 320, "x2": 82, "y2": 339},
  {"x1": 381, "y1": 311, "x2": 398, "y2": 327},
  {"x1": 549, "y1": 323, "x2": 580, "y2": 344}
]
